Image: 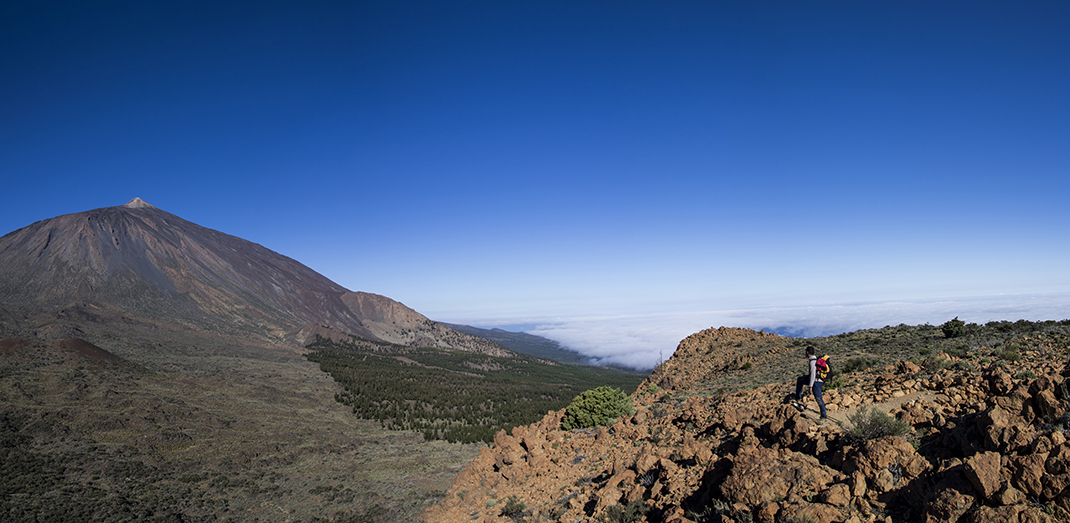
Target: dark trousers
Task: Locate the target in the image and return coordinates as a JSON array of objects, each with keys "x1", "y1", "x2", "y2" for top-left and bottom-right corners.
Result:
[{"x1": 795, "y1": 376, "x2": 827, "y2": 417}]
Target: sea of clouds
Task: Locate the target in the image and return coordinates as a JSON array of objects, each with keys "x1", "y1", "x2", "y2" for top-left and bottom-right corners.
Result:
[{"x1": 520, "y1": 293, "x2": 1070, "y2": 370}]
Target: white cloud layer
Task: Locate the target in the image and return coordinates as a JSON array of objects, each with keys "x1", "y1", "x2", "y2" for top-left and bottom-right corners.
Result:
[{"x1": 522, "y1": 293, "x2": 1070, "y2": 370}]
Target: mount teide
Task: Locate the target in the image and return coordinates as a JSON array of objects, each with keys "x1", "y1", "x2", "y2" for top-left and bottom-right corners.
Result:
[{"x1": 0, "y1": 198, "x2": 504, "y2": 355}]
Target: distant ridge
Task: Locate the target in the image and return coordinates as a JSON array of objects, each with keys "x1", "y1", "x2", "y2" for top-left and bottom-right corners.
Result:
[
  {"x1": 0, "y1": 200, "x2": 506, "y2": 355},
  {"x1": 443, "y1": 323, "x2": 593, "y2": 365}
]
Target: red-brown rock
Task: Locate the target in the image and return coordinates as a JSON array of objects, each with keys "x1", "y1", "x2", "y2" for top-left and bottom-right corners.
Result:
[
  {"x1": 964, "y1": 451, "x2": 1003, "y2": 500},
  {"x1": 719, "y1": 447, "x2": 834, "y2": 506}
]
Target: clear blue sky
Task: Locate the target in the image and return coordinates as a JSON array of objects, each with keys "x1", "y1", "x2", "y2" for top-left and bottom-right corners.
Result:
[{"x1": 3, "y1": 1, "x2": 1069, "y2": 367}]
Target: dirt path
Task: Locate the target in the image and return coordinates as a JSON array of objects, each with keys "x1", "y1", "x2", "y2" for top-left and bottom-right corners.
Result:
[{"x1": 796, "y1": 389, "x2": 942, "y2": 428}]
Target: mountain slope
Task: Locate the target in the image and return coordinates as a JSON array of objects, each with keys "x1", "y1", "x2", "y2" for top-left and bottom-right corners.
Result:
[
  {"x1": 0, "y1": 198, "x2": 502, "y2": 354},
  {"x1": 442, "y1": 323, "x2": 593, "y2": 364}
]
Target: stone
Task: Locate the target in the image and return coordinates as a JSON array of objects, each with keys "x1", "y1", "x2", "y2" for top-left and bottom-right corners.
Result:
[
  {"x1": 845, "y1": 436, "x2": 917, "y2": 481},
  {"x1": 870, "y1": 468, "x2": 895, "y2": 494},
  {"x1": 986, "y1": 368, "x2": 1015, "y2": 395},
  {"x1": 964, "y1": 451, "x2": 1002, "y2": 499},
  {"x1": 606, "y1": 469, "x2": 636, "y2": 490},
  {"x1": 1012, "y1": 453, "x2": 1049, "y2": 498},
  {"x1": 754, "y1": 501, "x2": 778, "y2": 523},
  {"x1": 1051, "y1": 431, "x2": 1066, "y2": 447},
  {"x1": 820, "y1": 483, "x2": 850, "y2": 507},
  {"x1": 1046, "y1": 443, "x2": 1070, "y2": 474},
  {"x1": 1042, "y1": 472, "x2": 1069, "y2": 500},
  {"x1": 996, "y1": 485, "x2": 1026, "y2": 506},
  {"x1": 719, "y1": 447, "x2": 834, "y2": 506},
  {"x1": 1036, "y1": 389, "x2": 1066, "y2": 420},
  {"x1": 850, "y1": 470, "x2": 867, "y2": 498},
  {"x1": 593, "y1": 486, "x2": 622, "y2": 513},
  {"x1": 969, "y1": 505, "x2": 1023, "y2": 523},
  {"x1": 904, "y1": 454, "x2": 932, "y2": 478},
  {"x1": 777, "y1": 502, "x2": 845, "y2": 523},
  {"x1": 925, "y1": 471, "x2": 977, "y2": 523}
]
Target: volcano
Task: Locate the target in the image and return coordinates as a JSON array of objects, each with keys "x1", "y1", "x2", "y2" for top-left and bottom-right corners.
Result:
[{"x1": 0, "y1": 198, "x2": 505, "y2": 355}]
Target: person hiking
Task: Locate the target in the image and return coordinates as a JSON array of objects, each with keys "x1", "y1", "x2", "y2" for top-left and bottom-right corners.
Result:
[{"x1": 794, "y1": 345, "x2": 827, "y2": 419}]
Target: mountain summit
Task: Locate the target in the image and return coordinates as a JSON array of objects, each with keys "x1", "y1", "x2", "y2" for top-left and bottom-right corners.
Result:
[
  {"x1": 0, "y1": 200, "x2": 504, "y2": 354},
  {"x1": 123, "y1": 197, "x2": 156, "y2": 209}
]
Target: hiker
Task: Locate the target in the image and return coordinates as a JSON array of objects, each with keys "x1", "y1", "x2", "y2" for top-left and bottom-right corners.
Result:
[{"x1": 795, "y1": 345, "x2": 827, "y2": 419}]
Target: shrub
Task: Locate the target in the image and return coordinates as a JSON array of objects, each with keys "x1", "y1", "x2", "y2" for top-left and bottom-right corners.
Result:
[
  {"x1": 499, "y1": 495, "x2": 527, "y2": 521},
  {"x1": 598, "y1": 500, "x2": 649, "y2": 523},
  {"x1": 847, "y1": 407, "x2": 910, "y2": 442},
  {"x1": 561, "y1": 386, "x2": 636, "y2": 431},
  {"x1": 941, "y1": 317, "x2": 967, "y2": 339},
  {"x1": 921, "y1": 356, "x2": 948, "y2": 374},
  {"x1": 946, "y1": 347, "x2": 965, "y2": 359},
  {"x1": 999, "y1": 348, "x2": 1022, "y2": 362},
  {"x1": 841, "y1": 356, "x2": 880, "y2": 374},
  {"x1": 824, "y1": 374, "x2": 846, "y2": 391}
]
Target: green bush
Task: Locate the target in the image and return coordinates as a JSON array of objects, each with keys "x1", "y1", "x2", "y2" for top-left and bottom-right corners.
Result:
[
  {"x1": 824, "y1": 373, "x2": 846, "y2": 391},
  {"x1": 598, "y1": 499, "x2": 649, "y2": 523},
  {"x1": 561, "y1": 386, "x2": 636, "y2": 431},
  {"x1": 921, "y1": 356, "x2": 948, "y2": 374},
  {"x1": 999, "y1": 347, "x2": 1022, "y2": 362},
  {"x1": 841, "y1": 356, "x2": 880, "y2": 374},
  {"x1": 941, "y1": 317, "x2": 967, "y2": 339},
  {"x1": 847, "y1": 407, "x2": 910, "y2": 442},
  {"x1": 499, "y1": 495, "x2": 527, "y2": 520}
]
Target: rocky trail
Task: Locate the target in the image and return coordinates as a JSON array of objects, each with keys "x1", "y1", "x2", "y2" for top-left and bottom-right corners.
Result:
[{"x1": 423, "y1": 326, "x2": 1070, "y2": 523}]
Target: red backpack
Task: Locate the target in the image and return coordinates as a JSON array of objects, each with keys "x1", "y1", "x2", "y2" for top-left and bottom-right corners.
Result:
[{"x1": 816, "y1": 355, "x2": 830, "y2": 380}]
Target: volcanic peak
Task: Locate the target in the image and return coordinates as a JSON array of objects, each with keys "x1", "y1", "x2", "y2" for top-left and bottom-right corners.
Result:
[{"x1": 123, "y1": 197, "x2": 156, "y2": 209}]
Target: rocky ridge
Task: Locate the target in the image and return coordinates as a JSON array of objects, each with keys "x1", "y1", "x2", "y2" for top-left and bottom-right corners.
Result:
[{"x1": 424, "y1": 326, "x2": 1070, "y2": 523}]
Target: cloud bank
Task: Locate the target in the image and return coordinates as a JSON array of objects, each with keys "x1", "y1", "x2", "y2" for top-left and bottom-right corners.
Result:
[{"x1": 521, "y1": 293, "x2": 1070, "y2": 370}]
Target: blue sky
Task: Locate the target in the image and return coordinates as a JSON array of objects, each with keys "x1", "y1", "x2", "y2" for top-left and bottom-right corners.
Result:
[{"x1": 3, "y1": 1, "x2": 1069, "y2": 368}]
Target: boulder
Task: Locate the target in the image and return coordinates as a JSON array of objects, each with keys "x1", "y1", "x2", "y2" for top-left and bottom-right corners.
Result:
[
  {"x1": 820, "y1": 483, "x2": 851, "y2": 507},
  {"x1": 845, "y1": 436, "x2": 920, "y2": 482},
  {"x1": 969, "y1": 505, "x2": 1023, "y2": 523},
  {"x1": 996, "y1": 485, "x2": 1026, "y2": 506},
  {"x1": 776, "y1": 502, "x2": 845, "y2": 523},
  {"x1": 1011, "y1": 453, "x2": 1049, "y2": 498},
  {"x1": 752, "y1": 501, "x2": 778, "y2": 523},
  {"x1": 1042, "y1": 473, "x2": 1070, "y2": 500},
  {"x1": 979, "y1": 405, "x2": 1037, "y2": 453},
  {"x1": 925, "y1": 470, "x2": 977, "y2": 523},
  {"x1": 719, "y1": 447, "x2": 834, "y2": 506},
  {"x1": 985, "y1": 368, "x2": 1015, "y2": 395},
  {"x1": 1047, "y1": 443, "x2": 1070, "y2": 475},
  {"x1": 1036, "y1": 388, "x2": 1066, "y2": 420},
  {"x1": 964, "y1": 451, "x2": 1002, "y2": 500},
  {"x1": 898, "y1": 361, "x2": 922, "y2": 375}
]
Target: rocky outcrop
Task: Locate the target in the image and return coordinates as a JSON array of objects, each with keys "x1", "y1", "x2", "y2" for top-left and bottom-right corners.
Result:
[{"x1": 423, "y1": 327, "x2": 1070, "y2": 523}]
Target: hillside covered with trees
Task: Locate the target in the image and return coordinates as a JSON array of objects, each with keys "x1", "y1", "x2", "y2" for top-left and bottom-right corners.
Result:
[{"x1": 305, "y1": 335, "x2": 647, "y2": 444}]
